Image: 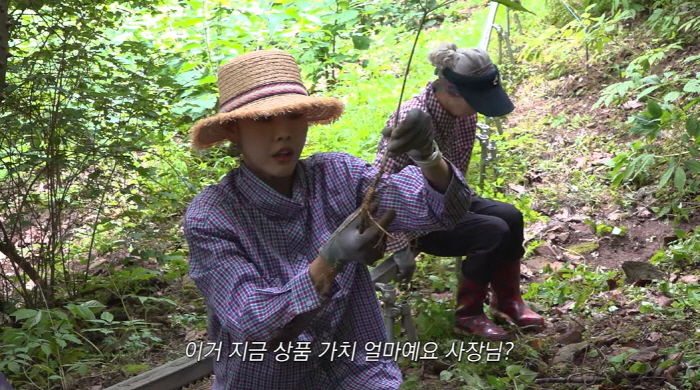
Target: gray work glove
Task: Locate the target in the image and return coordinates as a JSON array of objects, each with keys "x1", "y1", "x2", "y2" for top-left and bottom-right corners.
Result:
[
  {"x1": 382, "y1": 109, "x2": 442, "y2": 168},
  {"x1": 319, "y1": 201, "x2": 396, "y2": 273},
  {"x1": 393, "y1": 246, "x2": 417, "y2": 282}
]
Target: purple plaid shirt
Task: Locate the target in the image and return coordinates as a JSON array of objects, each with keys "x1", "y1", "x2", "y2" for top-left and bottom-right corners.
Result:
[
  {"x1": 374, "y1": 81, "x2": 478, "y2": 253},
  {"x1": 184, "y1": 152, "x2": 471, "y2": 390}
]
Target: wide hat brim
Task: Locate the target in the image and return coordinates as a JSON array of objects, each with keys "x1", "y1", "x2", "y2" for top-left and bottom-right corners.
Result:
[
  {"x1": 190, "y1": 94, "x2": 344, "y2": 150},
  {"x1": 442, "y1": 66, "x2": 514, "y2": 118}
]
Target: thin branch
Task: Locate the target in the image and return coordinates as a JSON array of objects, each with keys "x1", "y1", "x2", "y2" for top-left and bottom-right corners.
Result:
[{"x1": 84, "y1": 160, "x2": 118, "y2": 284}]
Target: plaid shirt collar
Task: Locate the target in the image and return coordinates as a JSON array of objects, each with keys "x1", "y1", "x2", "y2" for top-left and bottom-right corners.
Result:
[{"x1": 234, "y1": 161, "x2": 307, "y2": 219}]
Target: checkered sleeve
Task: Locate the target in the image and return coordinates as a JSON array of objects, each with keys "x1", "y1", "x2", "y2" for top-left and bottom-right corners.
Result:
[
  {"x1": 453, "y1": 115, "x2": 478, "y2": 175},
  {"x1": 333, "y1": 153, "x2": 471, "y2": 234},
  {"x1": 184, "y1": 193, "x2": 327, "y2": 343}
]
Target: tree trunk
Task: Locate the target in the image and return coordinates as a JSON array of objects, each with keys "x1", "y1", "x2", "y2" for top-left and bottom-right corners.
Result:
[{"x1": 0, "y1": 0, "x2": 8, "y2": 104}]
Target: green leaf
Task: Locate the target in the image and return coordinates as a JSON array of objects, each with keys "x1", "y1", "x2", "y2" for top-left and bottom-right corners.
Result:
[
  {"x1": 492, "y1": 0, "x2": 536, "y2": 14},
  {"x1": 81, "y1": 300, "x2": 106, "y2": 310},
  {"x1": 674, "y1": 229, "x2": 687, "y2": 239},
  {"x1": 609, "y1": 353, "x2": 626, "y2": 363},
  {"x1": 61, "y1": 334, "x2": 83, "y2": 345},
  {"x1": 439, "y1": 370, "x2": 453, "y2": 381},
  {"x1": 629, "y1": 361, "x2": 651, "y2": 374},
  {"x1": 664, "y1": 91, "x2": 681, "y2": 103},
  {"x1": 675, "y1": 166, "x2": 687, "y2": 192},
  {"x1": 686, "y1": 116, "x2": 700, "y2": 138},
  {"x1": 41, "y1": 344, "x2": 52, "y2": 357},
  {"x1": 30, "y1": 310, "x2": 43, "y2": 327},
  {"x1": 335, "y1": 10, "x2": 359, "y2": 24},
  {"x1": 7, "y1": 361, "x2": 20, "y2": 374},
  {"x1": 647, "y1": 100, "x2": 663, "y2": 119},
  {"x1": 351, "y1": 35, "x2": 371, "y2": 50},
  {"x1": 685, "y1": 160, "x2": 700, "y2": 174},
  {"x1": 11, "y1": 308, "x2": 37, "y2": 321},
  {"x1": 684, "y1": 79, "x2": 700, "y2": 93},
  {"x1": 101, "y1": 311, "x2": 114, "y2": 323},
  {"x1": 659, "y1": 165, "x2": 675, "y2": 188},
  {"x1": 506, "y1": 364, "x2": 524, "y2": 378}
]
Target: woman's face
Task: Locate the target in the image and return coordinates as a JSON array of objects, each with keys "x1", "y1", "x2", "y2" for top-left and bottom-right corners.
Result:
[
  {"x1": 227, "y1": 112, "x2": 308, "y2": 195},
  {"x1": 435, "y1": 81, "x2": 477, "y2": 117}
]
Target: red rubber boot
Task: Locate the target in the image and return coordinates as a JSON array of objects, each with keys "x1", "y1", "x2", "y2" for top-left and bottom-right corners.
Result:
[
  {"x1": 490, "y1": 261, "x2": 544, "y2": 328},
  {"x1": 454, "y1": 277, "x2": 508, "y2": 341}
]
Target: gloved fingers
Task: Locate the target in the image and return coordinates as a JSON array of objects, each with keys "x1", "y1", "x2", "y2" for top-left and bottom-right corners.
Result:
[
  {"x1": 359, "y1": 200, "x2": 380, "y2": 232},
  {"x1": 332, "y1": 209, "x2": 363, "y2": 237},
  {"x1": 401, "y1": 109, "x2": 431, "y2": 132},
  {"x1": 368, "y1": 199, "x2": 380, "y2": 215},
  {"x1": 361, "y1": 208, "x2": 396, "y2": 240},
  {"x1": 381, "y1": 126, "x2": 393, "y2": 138},
  {"x1": 387, "y1": 130, "x2": 423, "y2": 155},
  {"x1": 375, "y1": 208, "x2": 396, "y2": 231}
]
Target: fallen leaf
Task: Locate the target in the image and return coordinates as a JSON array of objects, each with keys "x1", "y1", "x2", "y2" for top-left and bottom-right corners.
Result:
[
  {"x1": 508, "y1": 183, "x2": 527, "y2": 194},
  {"x1": 637, "y1": 207, "x2": 652, "y2": 219},
  {"x1": 556, "y1": 232, "x2": 571, "y2": 243},
  {"x1": 606, "y1": 211, "x2": 623, "y2": 221},
  {"x1": 524, "y1": 256, "x2": 554, "y2": 272},
  {"x1": 647, "y1": 332, "x2": 663, "y2": 342},
  {"x1": 562, "y1": 252, "x2": 583, "y2": 263},
  {"x1": 604, "y1": 290, "x2": 626, "y2": 305},
  {"x1": 664, "y1": 366, "x2": 680, "y2": 386},
  {"x1": 549, "y1": 261, "x2": 565, "y2": 271},
  {"x1": 663, "y1": 234, "x2": 682, "y2": 247},
  {"x1": 656, "y1": 296, "x2": 673, "y2": 307},
  {"x1": 595, "y1": 334, "x2": 619, "y2": 346},
  {"x1": 520, "y1": 263, "x2": 534, "y2": 279},
  {"x1": 633, "y1": 279, "x2": 653, "y2": 287},
  {"x1": 534, "y1": 243, "x2": 560, "y2": 259},
  {"x1": 681, "y1": 275, "x2": 700, "y2": 284},
  {"x1": 431, "y1": 292, "x2": 452, "y2": 301},
  {"x1": 546, "y1": 225, "x2": 567, "y2": 233},
  {"x1": 607, "y1": 278, "x2": 619, "y2": 291},
  {"x1": 623, "y1": 100, "x2": 643, "y2": 109},
  {"x1": 185, "y1": 329, "x2": 207, "y2": 342},
  {"x1": 552, "y1": 341, "x2": 589, "y2": 364},
  {"x1": 553, "y1": 208, "x2": 570, "y2": 220},
  {"x1": 527, "y1": 339, "x2": 544, "y2": 351},
  {"x1": 629, "y1": 346, "x2": 659, "y2": 362},
  {"x1": 565, "y1": 215, "x2": 586, "y2": 223},
  {"x1": 557, "y1": 326, "x2": 584, "y2": 345}
]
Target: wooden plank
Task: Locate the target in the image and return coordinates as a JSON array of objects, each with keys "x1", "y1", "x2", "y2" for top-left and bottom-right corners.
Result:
[{"x1": 103, "y1": 355, "x2": 213, "y2": 390}]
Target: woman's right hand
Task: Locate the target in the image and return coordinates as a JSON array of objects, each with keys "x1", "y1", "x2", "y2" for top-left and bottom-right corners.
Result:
[{"x1": 318, "y1": 202, "x2": 396, "y2": 272}]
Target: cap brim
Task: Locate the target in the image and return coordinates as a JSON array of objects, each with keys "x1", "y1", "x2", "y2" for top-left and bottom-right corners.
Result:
[
  {"x1": 443, "y1": 67, "x2": 514, "y2": 118},
  {"x1": 189, "y1": 94, "x2": 344, "y2": 149}
]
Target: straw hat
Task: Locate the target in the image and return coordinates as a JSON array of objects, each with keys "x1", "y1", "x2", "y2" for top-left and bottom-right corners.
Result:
[{"x1": 190, "y1": 49, "x2": 345, "y2": 149}]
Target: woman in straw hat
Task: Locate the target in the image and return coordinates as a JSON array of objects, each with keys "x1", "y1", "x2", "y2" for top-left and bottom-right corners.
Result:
[
  {"x1": 373, "y1": 42, "x2": 544, "y2": 341},
  {"x1": 184, "y1": 49, "x2": 473, "y2": 389}
]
